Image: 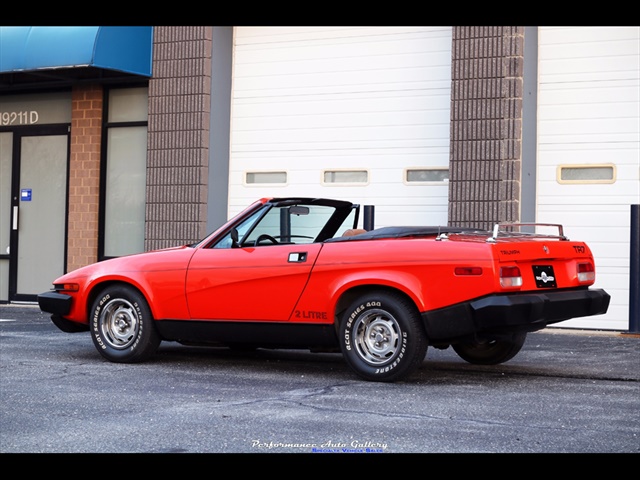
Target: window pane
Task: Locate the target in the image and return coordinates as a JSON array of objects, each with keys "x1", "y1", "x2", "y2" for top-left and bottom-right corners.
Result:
[
  {"x1": 323, "y1": 170, "x2": 368, "y2": 184},
  {"x1": 212, "y1": 209, "x2": 263, "y2": 249},
  {"x1": 0, "y1": 133, "x2": 11, "y2": 300},
  {"x1": 108, "y1": 87, "x2": 148, "y2": 123},
  {"x1": 559, "y1": 165, "x2": 615, "y2": 183},
  {"x1": 406, "y1": 168, "x2": 449, "y2": 183},
  {"x1": 245, "y1": 171, "x2": 287, "y2": 184},
  {"x1": 104, "y1": 126, "x2": 147, "y2": 256},
  {"x1": 244, "y1": 205, "x2": 335, "y2": 245},
  {"x1": 0, "y1": 133, "x2": 12, "y2": 249}
]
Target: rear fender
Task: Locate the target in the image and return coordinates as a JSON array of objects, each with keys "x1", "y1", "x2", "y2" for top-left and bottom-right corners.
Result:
[
  {"x1": 336, "y1": 271, "x2": 424, "y2": 308},
  {"x1": 291, "y1": 269, "x2": 426, "y2": 324}
]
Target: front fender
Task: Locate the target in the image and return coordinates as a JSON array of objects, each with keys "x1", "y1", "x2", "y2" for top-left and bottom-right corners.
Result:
[{"x1": 85, "y1": 271, "x2": 190, "y2": 322}]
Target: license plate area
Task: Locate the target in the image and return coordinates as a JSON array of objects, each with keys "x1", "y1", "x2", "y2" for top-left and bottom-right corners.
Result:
[{"x1": 532, "y1": 265, "x2": 557, "y2": 288}]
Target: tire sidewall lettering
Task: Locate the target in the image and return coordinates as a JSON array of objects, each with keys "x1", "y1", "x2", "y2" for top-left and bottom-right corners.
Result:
[
  {"x1": 374, "y1": 332, "x2": 407, "y2": 374},
  {"x1": 130, "y1": 301, "x2": 143, "y2": 351},
  {"x1": 92, "y1": 294, "x2": 111, "y2": 350},
  {"x1": 343, "y1": 304, "x2": 361, "y2": 351}
]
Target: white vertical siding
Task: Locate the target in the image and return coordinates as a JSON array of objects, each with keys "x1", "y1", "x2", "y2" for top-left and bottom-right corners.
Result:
[{"x1": 537, "y1": 26, "x2": 640, "y2": 330}]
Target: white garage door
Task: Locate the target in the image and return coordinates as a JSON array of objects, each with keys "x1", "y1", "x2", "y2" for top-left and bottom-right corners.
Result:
[
  {"x1": 228, "y1": 26, "x2": 452, "y2": 228},
  {"x1": 537, "y1": 26, "x2": 640, "y2": 330}
]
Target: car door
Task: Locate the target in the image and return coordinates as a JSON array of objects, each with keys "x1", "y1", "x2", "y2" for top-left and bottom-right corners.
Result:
[{"x1": 185, "y1": 242, "x2": 323, "y2": 321}]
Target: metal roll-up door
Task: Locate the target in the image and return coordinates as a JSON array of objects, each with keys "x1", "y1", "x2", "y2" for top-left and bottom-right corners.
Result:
[
  {"x1": 537, "y1": 26, "x2": 640, "y2": 330},
  {"x1": 229, "y1": 26, "x2": 453, "y2": 228}
]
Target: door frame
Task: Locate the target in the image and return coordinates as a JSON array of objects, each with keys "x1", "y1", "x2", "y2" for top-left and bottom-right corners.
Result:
[{"x1": 7, "y1": 125, "x2": 70, "y2": 302}]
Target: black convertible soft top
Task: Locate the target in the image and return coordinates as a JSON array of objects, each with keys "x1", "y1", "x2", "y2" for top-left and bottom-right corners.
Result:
[{"x1": 326, "y1": 226, "x2": 488, "y2": 242}]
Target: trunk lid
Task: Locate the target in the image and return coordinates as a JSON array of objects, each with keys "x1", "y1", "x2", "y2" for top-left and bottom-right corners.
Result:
[{"x1": 453, "y1": 223, "x2": 597, "y2": 291}]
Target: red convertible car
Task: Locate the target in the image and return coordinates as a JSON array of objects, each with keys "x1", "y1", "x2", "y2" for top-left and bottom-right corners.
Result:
[{"x1": 38, "y1": 197, "x2": 610, "y2": 382}]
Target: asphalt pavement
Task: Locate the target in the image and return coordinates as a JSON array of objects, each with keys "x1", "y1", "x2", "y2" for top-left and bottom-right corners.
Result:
[
  {"x1": 1, "y1": 302, "x2": 639, "y2": 382},
  {"x1": 1, "y1": 303, "x2": 639, "y2": 454}
]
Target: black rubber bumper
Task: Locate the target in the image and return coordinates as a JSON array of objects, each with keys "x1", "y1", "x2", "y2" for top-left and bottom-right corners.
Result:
[
  {"x1": 38, "y1": 291, "x2": 89, "y2": 333},
  {"x1": 37, "y1": 291, "x2": 72, "y2": 316},
  {"x1": 422, "y1": 288, "x2": 611, "y2": 342}
]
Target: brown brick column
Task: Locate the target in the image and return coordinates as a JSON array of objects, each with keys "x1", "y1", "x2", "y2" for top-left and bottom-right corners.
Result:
[
  {"x1": 67, "y1": 84, "x2": 102, "y2": 272},
  {"x1": 146, "y1": 26, "x2": 212, "y2": 251},
  {"x1": 448, "y1": 26, "x2": 524, "y2": 230}
]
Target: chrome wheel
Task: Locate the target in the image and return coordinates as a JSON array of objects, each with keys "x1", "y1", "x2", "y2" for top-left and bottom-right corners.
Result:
[
  {"x1": 353, "y1": 309, "x2": 400, "y2": 366},
  {"x1": 98, "y1": 298, "x2": 139, "y2": 349}
]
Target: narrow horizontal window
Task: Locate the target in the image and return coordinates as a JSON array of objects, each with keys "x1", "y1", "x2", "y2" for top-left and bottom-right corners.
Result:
[
  {"x1": 557, "y1": 165, "x2": 615, "y2": 184},
  {"x1": 245, "y1": 171, "x2": 287, "y2": 184},
  {"x1": 405, "y1": 168, "x2": 449, "y2": 184},
  {"x1": 323, "y1": 170, "x2": 368, "y2": 185}
]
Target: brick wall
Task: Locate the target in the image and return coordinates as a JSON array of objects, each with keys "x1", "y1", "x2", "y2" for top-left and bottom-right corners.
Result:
[
  {"x1": 67, "y1": 84, "x2": 102, "y2": 272},
  {"x1": 448, "y1": 26, "x2": 524, "y2": 230},
  {"x1": 146, "y1": 26, "x2": 213, "y2": 251}
]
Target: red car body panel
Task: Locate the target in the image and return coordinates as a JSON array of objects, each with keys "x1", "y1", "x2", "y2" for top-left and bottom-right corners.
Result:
[{"x1": 185, "y1": 243, "x2": 323, "y2": 321}]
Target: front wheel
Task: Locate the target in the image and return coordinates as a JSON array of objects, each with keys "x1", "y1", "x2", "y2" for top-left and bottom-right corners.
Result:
[
  {"x1": 339, "y1": 291, "x2": 427, "y2": 382},
  {"x1": 452, "y1": 332, "x2": 527, "y2": 365},
  {"x1": 90, "y1": 285, "x2": 161, "y2": 363}
]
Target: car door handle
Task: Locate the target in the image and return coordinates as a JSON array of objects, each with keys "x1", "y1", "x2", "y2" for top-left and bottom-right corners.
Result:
[{"x1": 288, "y1": 252, "x2": 307, "y2": 263}]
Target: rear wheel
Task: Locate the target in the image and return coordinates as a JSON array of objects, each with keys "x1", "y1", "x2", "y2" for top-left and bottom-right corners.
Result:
[
  {"x1": 90, "y1": 285, "x2": 161, "y2": 363},
  {"x1": 452, "y1": 332, "x2": 527, "y2": 365},
  {"x1": 339, "y1": 291, "x2": 427, "y2": 382}
]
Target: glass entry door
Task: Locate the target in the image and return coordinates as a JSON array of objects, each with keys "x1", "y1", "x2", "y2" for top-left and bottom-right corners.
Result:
[{"x1": 4, "y1": 128, "x2": 69, "y2": 301}]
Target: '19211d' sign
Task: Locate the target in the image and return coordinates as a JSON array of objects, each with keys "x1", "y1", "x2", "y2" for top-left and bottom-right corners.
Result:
[{"x1": 1, "y1": 110, "x2": 39, "y2": 125}]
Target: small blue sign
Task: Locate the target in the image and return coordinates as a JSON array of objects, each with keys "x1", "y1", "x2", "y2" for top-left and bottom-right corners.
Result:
[{"x1": 21, "y1": 188, "x2": 32, "y2": 201}]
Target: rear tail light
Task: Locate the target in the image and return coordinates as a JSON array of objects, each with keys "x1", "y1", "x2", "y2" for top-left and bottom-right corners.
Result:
[
  {"x1": 500, "y1": 266, "x2": 522, "y2": 288},
  {"x1": 577, "y1": 262, "x2": 595, "y2": 283}
]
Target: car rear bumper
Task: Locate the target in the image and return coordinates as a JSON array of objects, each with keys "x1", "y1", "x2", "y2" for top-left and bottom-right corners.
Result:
[{"x1": 422, "y1": 288, "x2": 611, "y2": 342}]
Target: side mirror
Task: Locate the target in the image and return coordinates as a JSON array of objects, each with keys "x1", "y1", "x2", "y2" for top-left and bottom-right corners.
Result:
[{"x1": 230, "y1": 228, "x2": 240, "y2": 248}]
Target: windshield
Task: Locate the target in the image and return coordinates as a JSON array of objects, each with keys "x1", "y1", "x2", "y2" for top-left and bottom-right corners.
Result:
[{"x1": 210, "y1": 200, "x2": 358, "y2": 249}]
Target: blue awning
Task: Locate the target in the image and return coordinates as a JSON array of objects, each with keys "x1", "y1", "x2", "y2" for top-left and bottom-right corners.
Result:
[{"x1": 0, "y1": 26, "x2": 153, "y2": 77}]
